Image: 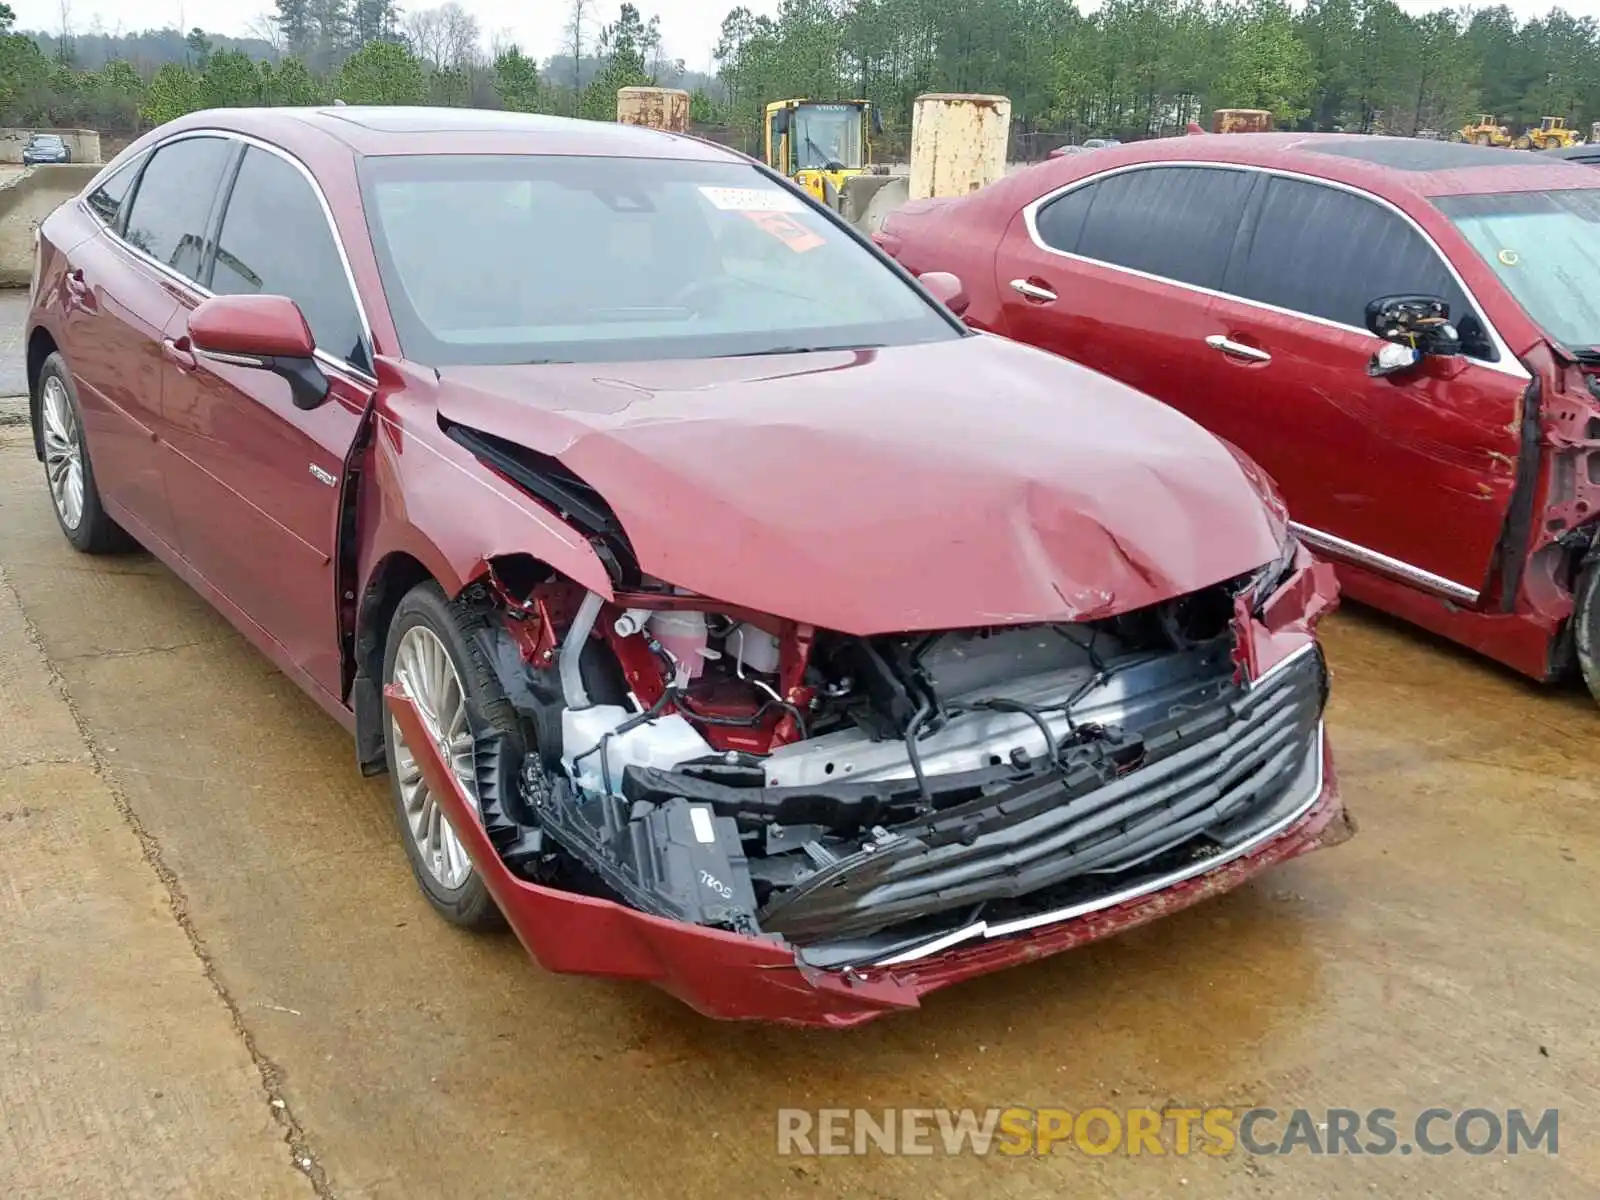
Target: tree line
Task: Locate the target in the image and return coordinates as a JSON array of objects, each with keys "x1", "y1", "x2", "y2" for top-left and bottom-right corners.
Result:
[
  {"x1": 714, "y1": 0, "x2": 1599, "y2": 148},
  {"x1": 0, "y1": 0, "x2": 1595, "y2": 153},
  {"x1": 0, "y1": 1, "x2": 715, "y2": 135}
]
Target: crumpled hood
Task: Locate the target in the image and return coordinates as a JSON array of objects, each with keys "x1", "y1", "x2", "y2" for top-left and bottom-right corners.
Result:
[{"x1": 434, "y1": 335, "x2": 1284, "y2": 634}]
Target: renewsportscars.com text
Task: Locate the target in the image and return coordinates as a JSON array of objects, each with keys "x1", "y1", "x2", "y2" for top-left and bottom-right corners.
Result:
[{"x1": 775, "y1": 1106, "x2": 1559, "y2": 1158}]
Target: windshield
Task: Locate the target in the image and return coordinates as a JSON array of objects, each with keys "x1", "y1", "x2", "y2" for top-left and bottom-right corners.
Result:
[
  {"x1": 1435, "y1": 188, "x2": 1600, "y2": 352},
  {"x1": 792, "y1": 106, "x2": 865, "y2": 171},
  {"x1": 30, "y1": 135, "x2": 63, "y2": 146},
  {"x1": 358, "y1": 154, "x2": 954, "y2": 367}
]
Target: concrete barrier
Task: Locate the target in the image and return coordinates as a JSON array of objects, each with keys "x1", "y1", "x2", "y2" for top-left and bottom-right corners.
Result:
[
  {"x1": 0, "y1": 128, "x2": 102, "y2": 164},
  {"x1": 0, "y1": 164, "x2": 100, "y2": 287}
]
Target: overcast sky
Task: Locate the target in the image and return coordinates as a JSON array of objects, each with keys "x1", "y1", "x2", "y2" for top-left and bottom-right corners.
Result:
[
  {"x1": 9, "y1": 0, "x2": 1594, "y2": 72},
  {"x1": 10, "y1": 0, "x2": 780, "y2": 71}
]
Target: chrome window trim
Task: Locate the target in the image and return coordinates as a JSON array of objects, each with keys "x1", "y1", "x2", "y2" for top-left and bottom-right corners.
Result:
[
  {"x1": 1020, "y1": 159, "x2": 1529, "y2": 381},
  {"x1": 1289, "y1": 521, "x2": 1481, "y2": 604},
  {"x1": 873, "y1": 722, "x2": 1328, "y2": 966},
  {"x1": 84, "y1": 127, "x2": 378, "y2": 386}
]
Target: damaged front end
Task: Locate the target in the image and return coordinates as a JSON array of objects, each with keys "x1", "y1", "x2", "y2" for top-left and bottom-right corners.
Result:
[{"x1": 387, "y1": 542, "x2": 1346, "y2": 1024}]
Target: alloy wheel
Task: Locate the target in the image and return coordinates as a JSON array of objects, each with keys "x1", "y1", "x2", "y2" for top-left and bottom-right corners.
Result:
[
  {"x1": 389, "y1": 624, "x2": 480, "y2": 889},
  {"x1": 41, "y1": 377, "x2": 84, "y2": 532}
]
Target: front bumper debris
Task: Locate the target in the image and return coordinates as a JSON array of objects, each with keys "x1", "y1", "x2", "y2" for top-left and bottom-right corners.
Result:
[{"x1": 387, "y1": 683, "x2": 1348, "y2": 1027}]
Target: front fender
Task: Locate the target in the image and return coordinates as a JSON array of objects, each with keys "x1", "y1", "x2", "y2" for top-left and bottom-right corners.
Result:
[{"x1": 357, "y1": 390, "x2": 616, "y2": 602}]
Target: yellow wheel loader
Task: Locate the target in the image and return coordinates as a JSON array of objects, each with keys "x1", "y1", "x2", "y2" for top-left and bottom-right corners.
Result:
[
  {"x1": 763, "y1": 99, "x2": 883, "y2": 209},
  {"x1": 1459, "y1": 114, "x2": 1513, "y2": 147},
  {"x1": 1515, "y1": 116, "x2": 1583, "y2": 150}
]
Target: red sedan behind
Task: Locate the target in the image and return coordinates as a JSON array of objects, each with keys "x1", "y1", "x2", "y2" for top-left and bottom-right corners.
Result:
[{"x1": 879, "y1": 133, "x2": 1600, "y2": 700}]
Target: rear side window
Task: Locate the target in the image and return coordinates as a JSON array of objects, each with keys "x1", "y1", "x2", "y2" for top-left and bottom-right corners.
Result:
[
  {"x1": 122, "y1": 136, "x2": 233, "y2": 283},
  {"x1": 85, "y1": 155, "x2": 143, "y2": 230},
  {"x1": 1227, "y1": 176, "x2": 1495, "y2": 359},
  {"x1": 1034, "y1": 185, "x2": 1094, "y2": 255},
  {"x1": 210, "y1": 146, "x2": 368, "y2": 369},
  {"x1": 1034, "y1": 166, "x2": 1256, "y2": 290}
]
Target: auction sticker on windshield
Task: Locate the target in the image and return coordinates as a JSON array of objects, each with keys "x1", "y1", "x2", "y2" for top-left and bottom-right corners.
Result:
[
  {"x1": 743, "y1": 211, "x2": 827, "y2": 254},
  {"x1": 699, "y1": 185, "x2": 805, "y2": 213}
]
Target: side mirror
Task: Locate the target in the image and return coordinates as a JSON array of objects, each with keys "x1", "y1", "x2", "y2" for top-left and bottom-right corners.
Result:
[
  {"x1": 189, "y1": 294, "x2": 331, "y2": 411},
  {"x1": 1368, "y1": 342, "x2": 1421, "y2": 378},
  {"x1": 1364, "y1": 294, "x2": 1460, "y2": 377},
  {"x1": 870, "y1": 107, "x2": 884, "y2": 135},
  {"x1": 772, "y1": 109, "x2": 791, "y2": 136},
  {"x1": 1365, "y1": 294, "x2": 1460, "y2": 349},
  {"x1": 919, "y1": 270, "x2": 970, "y2": 317}
]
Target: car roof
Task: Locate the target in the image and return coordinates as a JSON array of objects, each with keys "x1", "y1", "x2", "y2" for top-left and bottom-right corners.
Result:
[
  {"x1": 1041, "y1": 131, "x2": 1597, "y2": 199},
  {"x1": 152, "y1": 105, "x2": 745, "y2": 164}
]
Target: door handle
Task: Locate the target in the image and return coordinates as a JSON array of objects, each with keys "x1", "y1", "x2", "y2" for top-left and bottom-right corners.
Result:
[
  {"x1": 161, "y1": 336, "x2": 198, "y2": 371},
  {"x1": 1009, "y1": 278, "x2": 1058, "y2": 303},
  {"x1": 1205, "y1": 334, "x2": 1272, "y2": 363}
]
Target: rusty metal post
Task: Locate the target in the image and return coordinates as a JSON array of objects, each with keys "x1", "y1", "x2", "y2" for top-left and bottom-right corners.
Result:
[
  {"x1": 616, "y1": 87, "x2": 691, "y2": 133},
  {"x1": 1212, "y1": 109, "x2": 1273, "y2": 134},
  {"x1": 909, "y1": 93, "x2": 1011, "y2": 201}
]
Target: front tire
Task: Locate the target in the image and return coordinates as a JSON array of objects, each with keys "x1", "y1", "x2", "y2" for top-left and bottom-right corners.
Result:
[
  {"x1": 382, "y1": 582, "x2": 524, "y2": 931},
  {"x1": 1573, "y1": 562, "x2": 1600, "y2": 706},
  {"x1": 36, "y1": 353, "x2": 134, "y2": 554}
]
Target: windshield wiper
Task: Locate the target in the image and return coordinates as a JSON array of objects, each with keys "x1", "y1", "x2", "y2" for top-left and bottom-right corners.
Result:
[
  {"x1": 722, "y1": 343, "x2": 886, "y2": 358},
  {"x1": 1569, "y1": 346, "x2": 1600, "y2": 364}
]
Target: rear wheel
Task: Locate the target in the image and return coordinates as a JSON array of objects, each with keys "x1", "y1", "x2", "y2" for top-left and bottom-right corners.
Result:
[
  {"x1": 383, "y1": 582, "x2": 525, "y2": 930},
  {"x1": 36, "y1": 353, "x2": 134, "y2": 554}
]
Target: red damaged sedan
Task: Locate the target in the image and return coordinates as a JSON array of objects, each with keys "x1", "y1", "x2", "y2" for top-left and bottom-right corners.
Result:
[{"x1": 25, "y1": 107, "x2": 1349, "y2": 1025}]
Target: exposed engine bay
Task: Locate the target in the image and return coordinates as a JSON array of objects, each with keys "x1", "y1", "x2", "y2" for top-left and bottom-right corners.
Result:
[{"x1": 455, "y1": 540, "x2": 1328, "y2": 967}]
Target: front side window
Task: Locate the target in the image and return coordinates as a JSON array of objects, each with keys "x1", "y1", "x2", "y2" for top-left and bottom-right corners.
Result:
[
  {"x1": 1034, "y1": 166, "x2": 1256, "y2": 291},
  {"x1": 211, "y1": 146, "x2": 368, "y2": 369},
  {"x1": 1227, "y1": 175, "x2": 1494, "y2": 359},
  {"x1": 1435, "y1": 188, "x2": 1600, "y2": 356},
  {"x1": 358, "y1": 154, "x2": 958, "y2": 367},
  {"x1": 122, "y1": 136, "x2": 234, "y2": 283},
  {"x1": 85, "y1": 154, "x2": 144, "y2": 230}
]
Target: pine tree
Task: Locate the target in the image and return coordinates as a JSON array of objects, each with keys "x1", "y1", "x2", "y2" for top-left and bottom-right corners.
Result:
[
  {"x1": 494, "y1": 45, "x2": 542, "y2": 112},
  {"x1": 274, "y1": 0, "x2": 314, "y2": 58},
  {"x1": 309, "y1": 0, "x2": 353, "y2": 69},
  {"x1": 352, "y1": 0, "x2": 400, "y2": 47}
]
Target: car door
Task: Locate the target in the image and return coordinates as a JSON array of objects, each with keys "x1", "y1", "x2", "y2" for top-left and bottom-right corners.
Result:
[
  {"x1": 1206, "y1": 173, "x2": 1526, "y2": 602},
  {"x1": 992, "y1": 163, "x2": 1262, "y2": 423},
  {"x1": 159, "y1": 142, "x2": 375, "y2": 698},
  {"x1": 57, "y1": 136, "x2": 235, "y2": 554}
]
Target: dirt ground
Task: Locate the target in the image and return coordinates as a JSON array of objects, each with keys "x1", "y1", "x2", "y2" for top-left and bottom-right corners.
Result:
[{"x1": 0, "y1": 414, "x2": 1596, "y2": 1197}]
